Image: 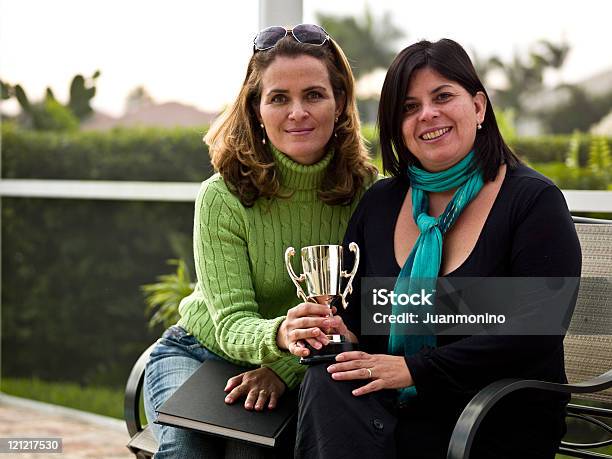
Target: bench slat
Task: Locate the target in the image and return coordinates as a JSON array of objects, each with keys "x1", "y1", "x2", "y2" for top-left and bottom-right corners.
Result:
[
  {"x1": 127, "y1": 425, "x2": 158, "y2": 457},
  {"x1": 565, "y1": 224, "x2": 612, "y2": 405}
]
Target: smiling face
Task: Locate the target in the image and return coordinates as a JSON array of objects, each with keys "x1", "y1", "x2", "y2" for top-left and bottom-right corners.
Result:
[
  {"x1": 257, "y1": 54, "x2": 343, "y2": 165},
  {"x1": 401, "y1": 67, "x2": 486, "y2": 172}
]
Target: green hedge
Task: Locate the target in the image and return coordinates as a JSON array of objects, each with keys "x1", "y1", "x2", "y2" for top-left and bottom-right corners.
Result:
[
  {"x1": 4, "y1": 123, "x2": 610, "y2": 177},
  {"x1": 1, "y1": 124, "x2": 213, "y2": 386},
  {"x1": 1, "y1": 198, "x2": 195, "y2": 387},
  {"x1": 1, "y1": 123, "x2": 213, "y2": 180},
  {"x1": 509, "y1": 136, "x2": 611, "y2": 166},
  {"x1": 529, "y1": 162, "x2": 611, "y2": 190}
]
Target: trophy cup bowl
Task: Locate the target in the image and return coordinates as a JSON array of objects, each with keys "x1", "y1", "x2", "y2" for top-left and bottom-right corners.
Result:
[{"x1": 285, "y1": 243, "x2": 360, "y2": 364}]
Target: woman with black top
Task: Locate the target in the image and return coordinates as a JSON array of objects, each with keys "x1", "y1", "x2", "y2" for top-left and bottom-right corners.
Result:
[{"x1": 288, "y1": 39, "x2": 582, "y2": 458}]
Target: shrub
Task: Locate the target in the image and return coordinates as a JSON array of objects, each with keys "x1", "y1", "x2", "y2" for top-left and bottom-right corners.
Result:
[
  {"x1": 1, "y1": 198, "x2": 196, "y2": 387},
  {"x1": 143, "y1": 259, "x2": 194, "y2": 329},
  {"x1": 508, "y1": 136, "x2": 612, "y2": 165},
  {"x1": 529, "y1": 162, "x2": 610, "y2": 190},
  {"x1": 1, "y1": 125, "x2": 213, "y2": 386},
  {"x1": 1, "y1": 123, "x2": 213, "y2": 181}
]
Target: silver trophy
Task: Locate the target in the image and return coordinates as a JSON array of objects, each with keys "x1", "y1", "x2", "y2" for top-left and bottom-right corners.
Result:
[{"x1": 285, "y1": 243, "x2": 360, "y2": 364}]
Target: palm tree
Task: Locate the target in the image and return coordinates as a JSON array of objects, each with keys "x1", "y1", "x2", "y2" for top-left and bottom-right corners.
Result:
[
  {"x1": 534, "y1": 39, "x2": 570, "y2": 70},
  {"x1": 316, "y1": 7, "x2": 405, "y2": 79},
  {"x1": 487, "y1": 39, "x2": 570, "y2": 116}
]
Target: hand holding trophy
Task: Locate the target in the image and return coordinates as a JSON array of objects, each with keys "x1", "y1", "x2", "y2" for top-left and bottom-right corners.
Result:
[{"x1": 285, "y1": 243, "x2": 360, "y2": 364}]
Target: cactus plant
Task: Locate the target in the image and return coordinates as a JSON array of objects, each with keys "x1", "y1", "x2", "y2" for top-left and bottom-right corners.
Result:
[
  {"x1": 68, "y1": 70, "x2": 100, "y2": 120},
  {"x1": 2, "y1": 73, "x2": 95, "y2": 131},
  {"x1": 14, "y1": 84, "x2": 32, "y2": 114},
  {"x1": 1, "y1": 80, "x2": 14, "y2": 100}
]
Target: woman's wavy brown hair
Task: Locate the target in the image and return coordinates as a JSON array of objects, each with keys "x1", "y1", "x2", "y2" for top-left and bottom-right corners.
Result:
[{"x1": 204, "y1": 34, "x2": 377, "y2": 207}]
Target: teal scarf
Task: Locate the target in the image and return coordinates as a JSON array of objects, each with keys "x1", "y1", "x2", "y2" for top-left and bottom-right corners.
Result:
[{"x1": 389, "y1": 151, "x2": 484, "y2": 403}]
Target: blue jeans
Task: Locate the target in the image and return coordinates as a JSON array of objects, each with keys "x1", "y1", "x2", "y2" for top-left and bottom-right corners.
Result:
[{"x1": 144, "y1": 325, "x2": 271, "y2": 459}]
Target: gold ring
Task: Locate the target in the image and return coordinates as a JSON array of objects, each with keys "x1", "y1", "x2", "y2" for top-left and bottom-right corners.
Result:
[
  {"x1": 366, "y1": 368, "x2": 373, "y2": 378},
  {"x1": 259, "y1": 389, "x2": 267, "y2": 395}
]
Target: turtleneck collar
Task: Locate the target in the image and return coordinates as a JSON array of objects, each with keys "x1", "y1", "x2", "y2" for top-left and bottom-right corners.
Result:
[{"x1": 270, "y1": 144, "x2": 334, "y2": 191}]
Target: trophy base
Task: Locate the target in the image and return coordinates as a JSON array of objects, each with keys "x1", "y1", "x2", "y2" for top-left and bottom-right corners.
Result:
[{"x1": 299, "y1": 335, "x2": 358, "y2": 365}]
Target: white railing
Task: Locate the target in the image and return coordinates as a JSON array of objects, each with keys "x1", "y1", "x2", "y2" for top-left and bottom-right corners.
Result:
[
  {"x1": 0, "y1": 179, "x2": 201, "y2": 202},
  {"x1": 560, "y1": 190, "x2": 612, "y2": 213},
  {"x1": 0, "y1": 179, "x2": 610, "y2": 212}
]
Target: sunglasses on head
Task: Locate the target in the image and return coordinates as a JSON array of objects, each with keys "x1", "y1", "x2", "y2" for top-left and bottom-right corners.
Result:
[{"x1": 253, "y1": 24, "x2": 330, "y2": 51}]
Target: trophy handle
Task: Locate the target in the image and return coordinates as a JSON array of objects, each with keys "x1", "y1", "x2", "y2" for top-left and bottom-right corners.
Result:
[
  {"x1": 285, "y1": 247, "x2": 308, "y2": 303},
  {"x1": 340, "y1": 242, "x2": 360, "y2": 309}
]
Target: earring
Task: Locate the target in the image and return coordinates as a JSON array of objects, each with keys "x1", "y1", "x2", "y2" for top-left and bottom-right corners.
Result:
[
  {"x1": 477, "y1": 123, "x2": 482, "y2": 130},
  {"x1": 260, "y1": 123, "x2": 266, "y2": 144},
  {"x1": 335, "y1": 116, "x2": 339, "y2": 123}
]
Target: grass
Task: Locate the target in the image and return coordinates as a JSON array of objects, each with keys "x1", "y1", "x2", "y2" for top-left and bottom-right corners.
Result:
[{"x1": 1, "y1": 377, "x2": 124, "y2": 419}]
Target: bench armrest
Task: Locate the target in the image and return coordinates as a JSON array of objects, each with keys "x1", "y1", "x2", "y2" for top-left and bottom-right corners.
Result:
[
  {"x1": 446, "y1": 369, "x2": 612, "y2": 459},
  {"x1": 124, "y1": 343, "x2": 157, "y2": 437}
]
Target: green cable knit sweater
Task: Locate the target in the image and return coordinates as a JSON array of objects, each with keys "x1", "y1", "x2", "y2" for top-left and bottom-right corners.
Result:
[{"x1": 178, "y1": 147, "x2": 368, "y2": 389}]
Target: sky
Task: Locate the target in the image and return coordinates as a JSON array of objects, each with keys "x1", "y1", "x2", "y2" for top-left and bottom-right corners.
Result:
[{"x1": 1, "y1": 0, "x2": 610, "y2": 117}]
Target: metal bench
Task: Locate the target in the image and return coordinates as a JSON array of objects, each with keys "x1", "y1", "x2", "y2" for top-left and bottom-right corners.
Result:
[
  {"x1": 448, "y1": 217, "x2": 612, "y2": 459},
  {"x1": 125, "y1": 343, "x2": 157, "y2": 458},
  {"x1": 125, "y1": 217, "x2": 612, "y2": 458}
]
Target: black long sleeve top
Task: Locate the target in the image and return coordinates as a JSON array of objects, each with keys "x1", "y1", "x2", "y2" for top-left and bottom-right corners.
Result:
[{"x1": 340, "y1": 163, "x2": 582, "y2": 430}]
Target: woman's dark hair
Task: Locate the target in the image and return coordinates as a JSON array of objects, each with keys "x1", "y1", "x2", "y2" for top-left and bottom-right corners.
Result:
[{"x1": 378, "y1": 38, "x2": 519, "y2": 181}]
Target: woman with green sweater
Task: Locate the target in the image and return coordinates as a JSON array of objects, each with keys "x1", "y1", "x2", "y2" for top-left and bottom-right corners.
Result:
[{"x1": 143, "y1": 25, "x2": 376, "y2": 458}]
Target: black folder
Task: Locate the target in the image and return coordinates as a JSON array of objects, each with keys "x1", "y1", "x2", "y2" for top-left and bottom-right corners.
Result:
[{"x1": 155, "y1": 359, "x2": 298, "y2": 447}]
